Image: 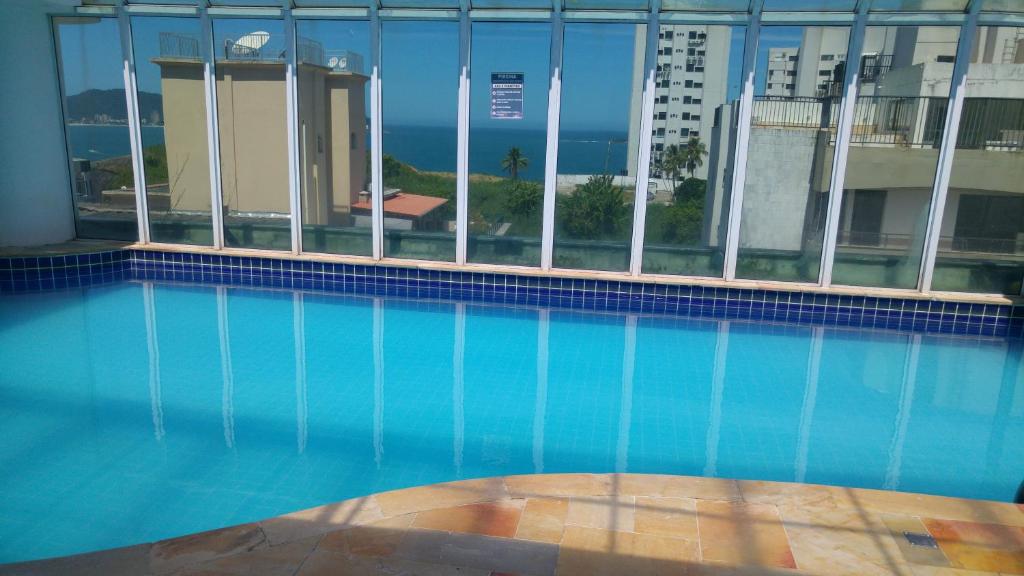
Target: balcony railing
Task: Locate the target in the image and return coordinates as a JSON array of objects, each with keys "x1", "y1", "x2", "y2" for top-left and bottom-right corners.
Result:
[
  {"x1": 859, "y1": 54, "x2": 893, "y2": 83},
  {"x1": 750, "y1": 95, "x2": 1023, "y2": 152},
  {"x1": 956, "y1": 98, "x2": 1024, "y2": 151},
  {"x1": 158, "y1": 32, "x2": 200, "y2": 60},
  {"x1": 751, "y1": 96, "x2": 839, "y2": 129}
]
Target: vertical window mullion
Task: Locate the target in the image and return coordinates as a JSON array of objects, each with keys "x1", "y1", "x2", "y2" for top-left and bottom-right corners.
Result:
[
  {"x1": 284, "y1": 8, "x2": 302, "y2": 255},
  {"x1": 118, "y1": 4, "x2": 150, "y2": 244},
  {"x1": 722, "y1": 0, "x2": 763, "y2": 281},
  {"x1": 540, "y1": 5, "x2": 563, "y2": 271},
  {"x1": 455, "y1": 4, "x2": 471, "y2": 265},
  {"x1": 200, "y1": 5, "x2": 225, "y2": 250},
  {"x1": 627, "y1": 0, "x2": 661, "y2": 277},
  {"x1": 818, "y1": 4, "x2": 868, "y2": 288},
  {"x1": 370, "y1": 6, "x2": 385, "y2": 260},
  {"x1": 917, "y1": 3, "x2": 981, "y2": 292}
]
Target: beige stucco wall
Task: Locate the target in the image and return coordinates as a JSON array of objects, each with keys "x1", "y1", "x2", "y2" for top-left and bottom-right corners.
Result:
[
  {"x1": 158, "y1": 61, "x2": 212, "y2": 213},
  {"x1": 216, "y1": 62, "x2": 290, "y2": 215},
  {"x1": 157, "y1": 59, "x2": 367, "y2": 224}
]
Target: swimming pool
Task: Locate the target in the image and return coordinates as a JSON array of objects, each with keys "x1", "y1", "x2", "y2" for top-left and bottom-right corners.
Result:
[{"x1": 1, "y1": 277, "x2": 1022, "y2": 562}]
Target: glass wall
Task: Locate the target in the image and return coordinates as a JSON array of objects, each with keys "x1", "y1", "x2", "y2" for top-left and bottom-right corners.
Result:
[
  {"x1": 641, "y1": 24, "x2": 747, "y2": 277},
  {"x1": 735, "y1": 26, "x2": 850, "y2": 283},
  {"x1": 212, "y1": 18, "x2": 291, "y2": 251},
  {"x1": 467, "y1": 22, "x2": 551, "y2": 266},
  {"x1": 131, "y1": 16, "x2": 213, "y2": 246},
  {"x1": 382, "y1": 21, "x2": 459, "y2": 261},
  {"x1": 832, "y1": 26, "x2": 960, "y2": 289},
  {"x1": 551, "y1": 23, "x2": 640, "y2": 272},
  {"x1": 295, "y1": 19, "x2": 372, "y2": 256},
  {"x1": 931, "y1": 25, "x2": 1024, "y2": 295},
  {"x1": 54, "y1": 17, "x2": 139, "y2": 241}
]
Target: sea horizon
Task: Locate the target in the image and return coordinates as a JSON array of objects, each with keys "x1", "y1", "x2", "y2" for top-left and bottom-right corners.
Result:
[{"x1": 68, "y1": 123, "x2": 631, "y2": 178}]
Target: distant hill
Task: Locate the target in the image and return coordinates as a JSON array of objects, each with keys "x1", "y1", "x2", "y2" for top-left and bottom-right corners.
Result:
[{"x1": 66, "y1": 88, "x2": 163, "y2": 123}]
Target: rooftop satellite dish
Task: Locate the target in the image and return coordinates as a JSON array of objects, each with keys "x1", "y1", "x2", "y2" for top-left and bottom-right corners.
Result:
[
  {"x1": 328, "y1": 56, "x2": 340, "y2": 69},
  {"x1": 231, "y1": 31, "x2": 270, "y2": 55}
]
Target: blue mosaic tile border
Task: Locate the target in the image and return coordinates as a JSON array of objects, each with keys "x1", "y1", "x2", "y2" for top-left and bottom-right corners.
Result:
[
  {"x1": 2, "y1": 248, "x2": 1022, "y2": 338},
  {"x1": 0, "y1": 250, "x2": 129, "y2": 292}
]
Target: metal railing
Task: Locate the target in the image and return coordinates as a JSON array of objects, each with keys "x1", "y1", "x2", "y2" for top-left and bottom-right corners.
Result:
[
  {"x1": 751, "y1": 96, "x2": 840, "y2": 129},
  {"x1": 956, "y1": 98, "x2": 1024, "y2": 151},
  {"x1": 221, "y1": 35, "x2": 325, "y2": 65},
  {"x1": 158, "y1": 32, "x2": 200, "y2": 60},
  {"x1": 745, "y1": 95, "x2": 1023, "y2": 152},
  {"x1": 848, "y1": 96, "x2": 947, "y2": 148},
  {"x1": 859, "y1": 54, "x2": 893, "y2": 83},
  {"x1": 838, "y1": 230, "x2": 1023, "y2": 255}
]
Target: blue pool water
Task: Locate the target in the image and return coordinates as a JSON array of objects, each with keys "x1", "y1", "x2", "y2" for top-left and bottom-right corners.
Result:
[{"x1": 1, "y1": 280, "x2": 1022, "y2": 562}]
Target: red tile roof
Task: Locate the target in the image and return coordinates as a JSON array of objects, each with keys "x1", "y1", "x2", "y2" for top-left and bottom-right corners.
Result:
[{"x1": 352, "y1": 193, "x2": 448, "y2": 218}]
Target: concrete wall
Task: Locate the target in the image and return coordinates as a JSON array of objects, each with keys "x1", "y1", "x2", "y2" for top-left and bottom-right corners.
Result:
[
  {"x1": 0, "y1": 0, "x2": 78, "y2": 247},
  {"x1": 738, "y1": 127, "x2": 819, "y2": 252}
]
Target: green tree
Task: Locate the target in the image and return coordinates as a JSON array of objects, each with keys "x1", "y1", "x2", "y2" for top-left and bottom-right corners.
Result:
[
  {"x1": 501, "y1": 147, "x2": 529, "y2": 181},
  {"x1": 682, "y1": 136, "x2": 708, "y2": 178},
  {"x1": 504, "y1": 179, "x2": 543, "y2": 220},
  {"x1": 382, "y1": 154, "x2": 404, "y2": 179},
  {"x1": 672, "y1": 177, "x2": 706, "y2": 205},
  {"x1": 660, "y1": 144, "x2": 684, "y2": 192},
  {"x1": 558, "y1": 175, "x2": 629, "y2": 240}
]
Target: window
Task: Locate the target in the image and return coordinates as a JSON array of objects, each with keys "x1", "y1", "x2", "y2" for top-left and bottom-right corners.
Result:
[
  {"x1": 213, "y1": 19, "x2": 290, "y2": 250},
  {"x1": 295, "y1": 19, "x2": 372, "y2": 256},
  {"x1": 832, "y1": 26, "x2": 960, "y2": 289},
  {"x1": 54, "y1": 17, "x2": 139, "y2": 241},
  {"x1": 382, "y1": 21, "x2": 459, "y2": 261},
  {"x1": 821, "y1": 54, "x2": 835, "y2": 61},
  {"x1": 130, "y1": 17, "x2": 213, "y2": 246},
  {"x1": 552, "y1": 23, "x2": 638, "y2": 270},
  {"x1": 736, "y1": 25, "x2": 851, "y2": 283},
  {"x1": 467, "y1": 22, "x2": 550, "y2": 266},
  {"x1": 936, "y1": 55, "x2": 956, "y2": 63},
  {"x1": 685, "y1": 80, "x2": 693, "y2": 88},
  {"x1": 642, "y1": 24, "x2": 746, "y2": 278},
  {"x1": 931, "y1": 25, "x2": 1024, "y2": 294}
]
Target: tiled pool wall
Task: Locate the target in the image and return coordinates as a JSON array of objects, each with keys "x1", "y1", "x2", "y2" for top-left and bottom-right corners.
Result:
[{"x1": 2, "y1": 249, "x2": 1023, "y2": 338}]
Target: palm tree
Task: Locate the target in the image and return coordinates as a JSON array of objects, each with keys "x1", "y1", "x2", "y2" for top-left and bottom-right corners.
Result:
[
  {"x1": 683, "y1": 136, "x2": 708, "y2": 178},
  {"x1": 660, "y1": 144, "x2": 685, "y2": 192},
  {"x1": 501, "y1": 147, "x2": 529, "y2": 181}
]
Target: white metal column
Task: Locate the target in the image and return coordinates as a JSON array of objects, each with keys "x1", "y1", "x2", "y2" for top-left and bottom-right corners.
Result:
[
  {"x1": 455, "y1": 4, "x2": 471, "y2": 265},
  {"x1": 917, "y1": 1, "x2": 981, "y2": 292},
  {"x1": 118, "y1": 3, "x2": 151, "y2": 244},
  {"x1": 627, "y1": 0, "x2": 660, "y2": 276},
  {"x1": 722, "y1": 0, "x2": 763, "y2": 281},
  {"x1": 284, "y1": 6, "x2": 302, "y2": 254},
  {"x1": 370, "y1": 5, "x2": 385, "y2": 260},
  {"x1": 200, "y1": 4, "x2": 226, "y2": 249},
  {"x1": 540, "y1": 4, "x2": 563, "y2": 271},
  {"x1": 818, "y1": 3, "x2": 868, "y2": 287}
]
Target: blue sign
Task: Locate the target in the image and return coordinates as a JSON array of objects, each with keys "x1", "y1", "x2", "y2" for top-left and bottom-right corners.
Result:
[{"x1": 490, "y1": 72, "x2": 524, "y2": 120}]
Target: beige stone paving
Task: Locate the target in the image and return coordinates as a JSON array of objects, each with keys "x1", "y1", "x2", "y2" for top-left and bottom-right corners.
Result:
[{"x1": 3, "y1": 474, "x2": 1024, "y2": 576}]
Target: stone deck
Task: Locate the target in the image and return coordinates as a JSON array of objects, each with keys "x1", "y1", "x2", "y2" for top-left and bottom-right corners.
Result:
[{"x1": 4, "y1": 474, "x2": 1024, "y2": 576}]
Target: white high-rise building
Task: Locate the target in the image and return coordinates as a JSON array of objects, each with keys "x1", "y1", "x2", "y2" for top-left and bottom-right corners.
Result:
[{"x1": 627, "y1": 24, "x2": 733, "y2": 182}]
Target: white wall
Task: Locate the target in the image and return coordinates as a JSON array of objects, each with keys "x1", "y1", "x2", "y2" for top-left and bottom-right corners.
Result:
[{"x1": 0, "y1": 0, "x2": 79, "y2": 247}]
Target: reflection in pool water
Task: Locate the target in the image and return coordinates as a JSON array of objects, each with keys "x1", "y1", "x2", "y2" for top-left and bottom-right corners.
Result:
[{"x1": 0, "y1": 281, "x2": 1021, "y2": 562}]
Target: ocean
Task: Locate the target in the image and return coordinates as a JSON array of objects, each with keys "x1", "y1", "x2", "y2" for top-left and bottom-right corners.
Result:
[{"x1": 68, "y1": 124, "x2": 629, "y2": 178}]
